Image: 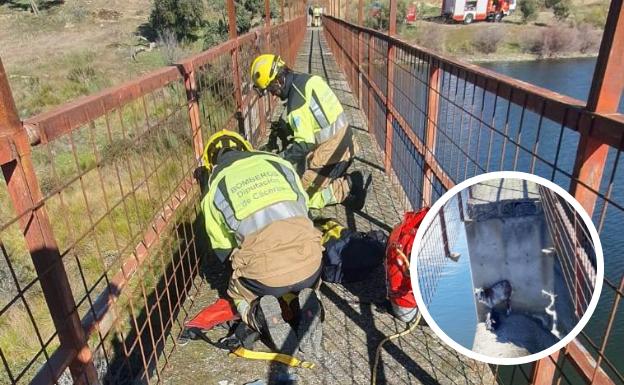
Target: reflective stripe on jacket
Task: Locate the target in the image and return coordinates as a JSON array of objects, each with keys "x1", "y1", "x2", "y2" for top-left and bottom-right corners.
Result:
[
  {"x1": 286, "y1": 73, "x2": 347, "y2": 146},
  {"x1": 202, "y1": 150, "x2": 308, "y2": 254}
]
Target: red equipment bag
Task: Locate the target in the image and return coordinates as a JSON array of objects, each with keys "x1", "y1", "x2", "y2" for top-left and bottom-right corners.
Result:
[
  {"x1": 385, "y1": 209, "x2": 429, "y2": 322},
  {"x1": 185, "y1": 298, "x2": 240, "y2": 330}
]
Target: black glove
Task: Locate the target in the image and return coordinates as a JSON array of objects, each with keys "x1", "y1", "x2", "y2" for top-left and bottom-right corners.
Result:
[
  {"x1": 193, "y1": 166, "x2": 210, "y2": 195},
  {"x1": 265, "y1": 129, "x2": 280, "y2": 152},
  {"x1": 273, "y1": 118, "x2": 293, "y2": 151}
]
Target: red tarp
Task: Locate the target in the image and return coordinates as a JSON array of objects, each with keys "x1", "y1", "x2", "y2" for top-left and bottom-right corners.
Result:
[{"x1": 185, "y1": 298, "x2": 240, "y2": 330}]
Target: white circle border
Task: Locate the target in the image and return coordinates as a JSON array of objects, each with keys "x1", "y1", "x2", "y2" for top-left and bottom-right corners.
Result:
[{"x1": 410, "y1": 171, "x2": 604, "y2": 366}]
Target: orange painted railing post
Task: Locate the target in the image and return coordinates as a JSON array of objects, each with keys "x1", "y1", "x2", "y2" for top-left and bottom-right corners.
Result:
[
  {"x1": 358, "y1": 0, "x2": 363, "y2": 24},
  {"x1": 0, "y1": 58, "x2": 100, "y2": 385},
  {"x1": 383, "y1": 0, "x2": 397, "y2": 174},
  {"x1": 182, "y1": 64, "x2": 204, "y2": 161},
  {"x1": 357, "y1": 0, "x2": 364, "y2": 108},
  {"x1": 256, "y1": 0, "x2": 272, "y2": 139},
  {"x1": 422, "y1": 60, "x2": 440, "y2": 207},
  {"x1": 367, "y1": 33, "x2": 374, "y2": 135},
  {"x1": 357, "y1": 34, "x2": 363, "y2": 107},
  {"x1": 537, "y1": 1, "x2": 624, "y2": 382},
  {"x1": 351, "y1": 27, "x2": 357, "y2": 94},
  {"x1": 280, "y1": 0, "x2": 285, "y2": 21},
  {"x1": 227, "y1": 0, "x2": 245, "y2": 136},
  {"x1": 288, "y1": 0, "x2": 292, "y2": 20},
  {"x1": 570, "y1": 0, "x2": 624, "y2": 215},
  {"x1": 265, "y1": 0, "x2": 272, "y2": 47},
  {"x1": 531, "y1": 353, "x2": 561, "y2": 385}
]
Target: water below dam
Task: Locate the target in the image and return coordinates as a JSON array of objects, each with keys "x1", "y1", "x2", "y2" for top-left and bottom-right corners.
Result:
[{"x1": 425, "y1": 57, "x2": 623, "y2": 378}]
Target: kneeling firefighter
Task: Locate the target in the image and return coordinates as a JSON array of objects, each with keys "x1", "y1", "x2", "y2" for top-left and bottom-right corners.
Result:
[
  {"x1": 250, "y1": 54, "x2": 370, "y2": 210},
  {"x1": 199, "y1": 129, "x2": 323, "y2": 355}
]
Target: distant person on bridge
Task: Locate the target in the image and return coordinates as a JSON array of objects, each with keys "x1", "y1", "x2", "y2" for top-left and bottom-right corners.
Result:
[
  {"x1": 198, "y1": 129, "x2": 323, "y2": 356},
  {"x1": 250, "y1": 54, "x2": 370, "y2": 210},
  {"x1": 313, "y1": 5, "x2": 322, "y2": 27},
  {"x1": 307, "y1": 4, "x2": 313, "y2": 27}
]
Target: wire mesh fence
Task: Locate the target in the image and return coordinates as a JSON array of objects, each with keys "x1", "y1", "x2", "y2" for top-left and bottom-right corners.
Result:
[
  {"x1": 415, "y1": 194, "x2": 464, "y2": 308},
  {"x1": 1, "y1": 4, "x2": 622, "y2": 384},
  {"x1": 0, "y1": 12, "x2": 306, "y2": 385},
  {"x1": 323, "y1": 13, "x2": 624, "y2": 385},
  {"x1": 540, "y1": 185, "x2": 597, "y2": 320},
  {"x1": 409, "y1": 192, "x2": 495, "y2": 384}
]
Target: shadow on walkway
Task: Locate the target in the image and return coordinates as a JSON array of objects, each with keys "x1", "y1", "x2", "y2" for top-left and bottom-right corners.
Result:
[{"x1": 159, "y1": 28, "x2": 493, "y2": 385}]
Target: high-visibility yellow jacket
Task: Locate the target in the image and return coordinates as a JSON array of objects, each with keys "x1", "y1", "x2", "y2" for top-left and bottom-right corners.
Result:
[
  {"x1": 313, "y1": 7, "x2": 322, "y2": 16},
  {"x1": 285, "y1": 73, "x2": 347, "y2": 146},
  {"x1": 202, "y1": 150, "x2": 309, "y2": 261}
]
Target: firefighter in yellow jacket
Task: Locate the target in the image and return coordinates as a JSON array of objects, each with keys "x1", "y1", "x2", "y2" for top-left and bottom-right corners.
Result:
[
  {"x1": 313, "y1": 5, "x2": 322, "y2": 27},
  {"x1": 199, "y1": 129, "x2": 323, "y2": 355},
  {"x1": 250, "y1": 54, "x2": 370, "y2": 210}
]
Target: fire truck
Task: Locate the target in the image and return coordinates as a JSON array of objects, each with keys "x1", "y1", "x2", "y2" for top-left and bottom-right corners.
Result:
[
  {"x1": 442, "y1": 0, "x2": 516, "y2": 24},
  {"x1": 406, "y1": 2, "x2": 418, "y2": 23}
]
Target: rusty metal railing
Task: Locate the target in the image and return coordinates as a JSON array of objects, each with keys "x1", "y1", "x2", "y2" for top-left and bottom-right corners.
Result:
[
  {"x1": 321, "y1": 0, "x2": 623, "y2": 382},
  {"x1": 540, "y1": 185, "x2": 597, "y2": 321},
  {"x1": 415, "y1": 193, "x2": 464, "y2": 309},
  {"x1": 0, "y1": 2, "x2": 306, "y2": 384}
]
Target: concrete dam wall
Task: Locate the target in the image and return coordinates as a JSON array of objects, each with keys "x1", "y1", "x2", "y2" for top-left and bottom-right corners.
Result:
[{"x1": 463, "y1": 179, "x2": 575, "y2": 357}]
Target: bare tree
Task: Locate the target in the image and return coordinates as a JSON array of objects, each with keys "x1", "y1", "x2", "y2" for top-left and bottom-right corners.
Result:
[{"x1": 158, "y1": 29, "x2": 182, "y2": 65}]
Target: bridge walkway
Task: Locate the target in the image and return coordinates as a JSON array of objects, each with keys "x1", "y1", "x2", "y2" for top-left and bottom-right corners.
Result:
[{"x1": 161, "y1": 28, "x2": 493, "y2": 385}]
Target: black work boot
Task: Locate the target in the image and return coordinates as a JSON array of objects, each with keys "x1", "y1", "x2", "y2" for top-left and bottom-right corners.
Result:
[
  {"x1": 255, "y1": 296, "x2": 299, "y2": 354},
  {"x1": 297, "y1": 288, "x2": 322, "y2": 357},
  {"x1": 343, "y1": 170, "x2": 372, "y2": 211}
]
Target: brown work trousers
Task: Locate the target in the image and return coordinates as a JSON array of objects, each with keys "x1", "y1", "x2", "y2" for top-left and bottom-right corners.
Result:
[
  {"x1": 301, "y1": 125, "x2": 357, "y2": 203},
  {"x1": 227, "y1": 216, "x2": 323, "y2": 323}
]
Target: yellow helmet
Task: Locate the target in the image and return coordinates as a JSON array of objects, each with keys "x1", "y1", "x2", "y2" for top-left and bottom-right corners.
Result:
[
  {"x1": 250, "y1": 54, "x2": 286, "y2": 91},
  {"x1": 202, "y1": 130, "x2": 252, "y2": 171}
]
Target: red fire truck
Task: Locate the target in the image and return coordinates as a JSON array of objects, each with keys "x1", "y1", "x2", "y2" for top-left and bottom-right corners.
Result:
[
  {"x1": 406, "y1": 2, "x2": 418, "y2": 23},
  {"x1": 442, "y1": 0, "x2": 516, "y2": 24}
]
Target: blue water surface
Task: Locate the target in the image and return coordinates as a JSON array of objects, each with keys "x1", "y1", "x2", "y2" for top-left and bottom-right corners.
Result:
[{"x1": 427, "y1": 57, "x2": 623, "y2": 375}]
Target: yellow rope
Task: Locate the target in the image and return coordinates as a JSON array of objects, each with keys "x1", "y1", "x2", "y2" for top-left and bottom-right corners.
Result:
[
  {"x1": 371, "y1": 312, "x2": 422, "y2": 385},
  {"x1": 395, "y1": 246, "x2": 411, "y2": 271},
  {"x1": 229, "y1": 347, "x2": 316, "y2": 369}
]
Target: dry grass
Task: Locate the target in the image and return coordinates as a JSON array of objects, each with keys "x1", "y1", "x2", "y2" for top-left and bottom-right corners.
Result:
[
  {"x1": 0, "y1": 1, "x2": 261, "y2": 382},
  {"x1": 400, "y1": 12, "x2": 604, "y2": 61},
  {"x1": 0, "y1": 0, "x2": 151, "y2": 69},
  {"x1": 472, "y1": 27, "x2": 505, "y2": 55},
  {"x1": 0, "y1": 77, "x2": 200, "y2": 383},
  {"x1": 395, "y1": 0, "x2": 609, "y2": 61},
  {"x1": 0, "y1": 0, "x2": 181, "y2": 117},
  {"x1": 0, "y1": 45, "x2": 242, "y2": 378}
]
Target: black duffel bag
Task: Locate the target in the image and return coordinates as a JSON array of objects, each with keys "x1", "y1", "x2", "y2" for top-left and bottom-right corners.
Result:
[{"x1": 314, "y1": 218, "x2": 388, "y2": 283}]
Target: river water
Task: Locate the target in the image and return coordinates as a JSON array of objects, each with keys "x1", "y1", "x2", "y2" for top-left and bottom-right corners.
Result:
[{"x1": 424, "y1": 57, "x2": 624, "y2": 380}]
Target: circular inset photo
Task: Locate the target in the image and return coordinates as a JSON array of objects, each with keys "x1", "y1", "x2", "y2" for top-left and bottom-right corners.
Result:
[{"x1": 411, "y1": 172, "x2": 603, "y2": 365}]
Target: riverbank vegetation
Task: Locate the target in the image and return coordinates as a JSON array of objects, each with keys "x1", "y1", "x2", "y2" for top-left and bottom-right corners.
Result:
[
  {"x1": 355, "y1": 0, "x2": 609, "y2": 62},
  {"x1": 401, "y1": 18, "x2": 603, "y2": 61},
  {"x1": 0, "y1": 1, "x2": 252, "y2": 381},
  {"x1": 0, "y1": 0, "x2": 278, "y2": 117}
]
